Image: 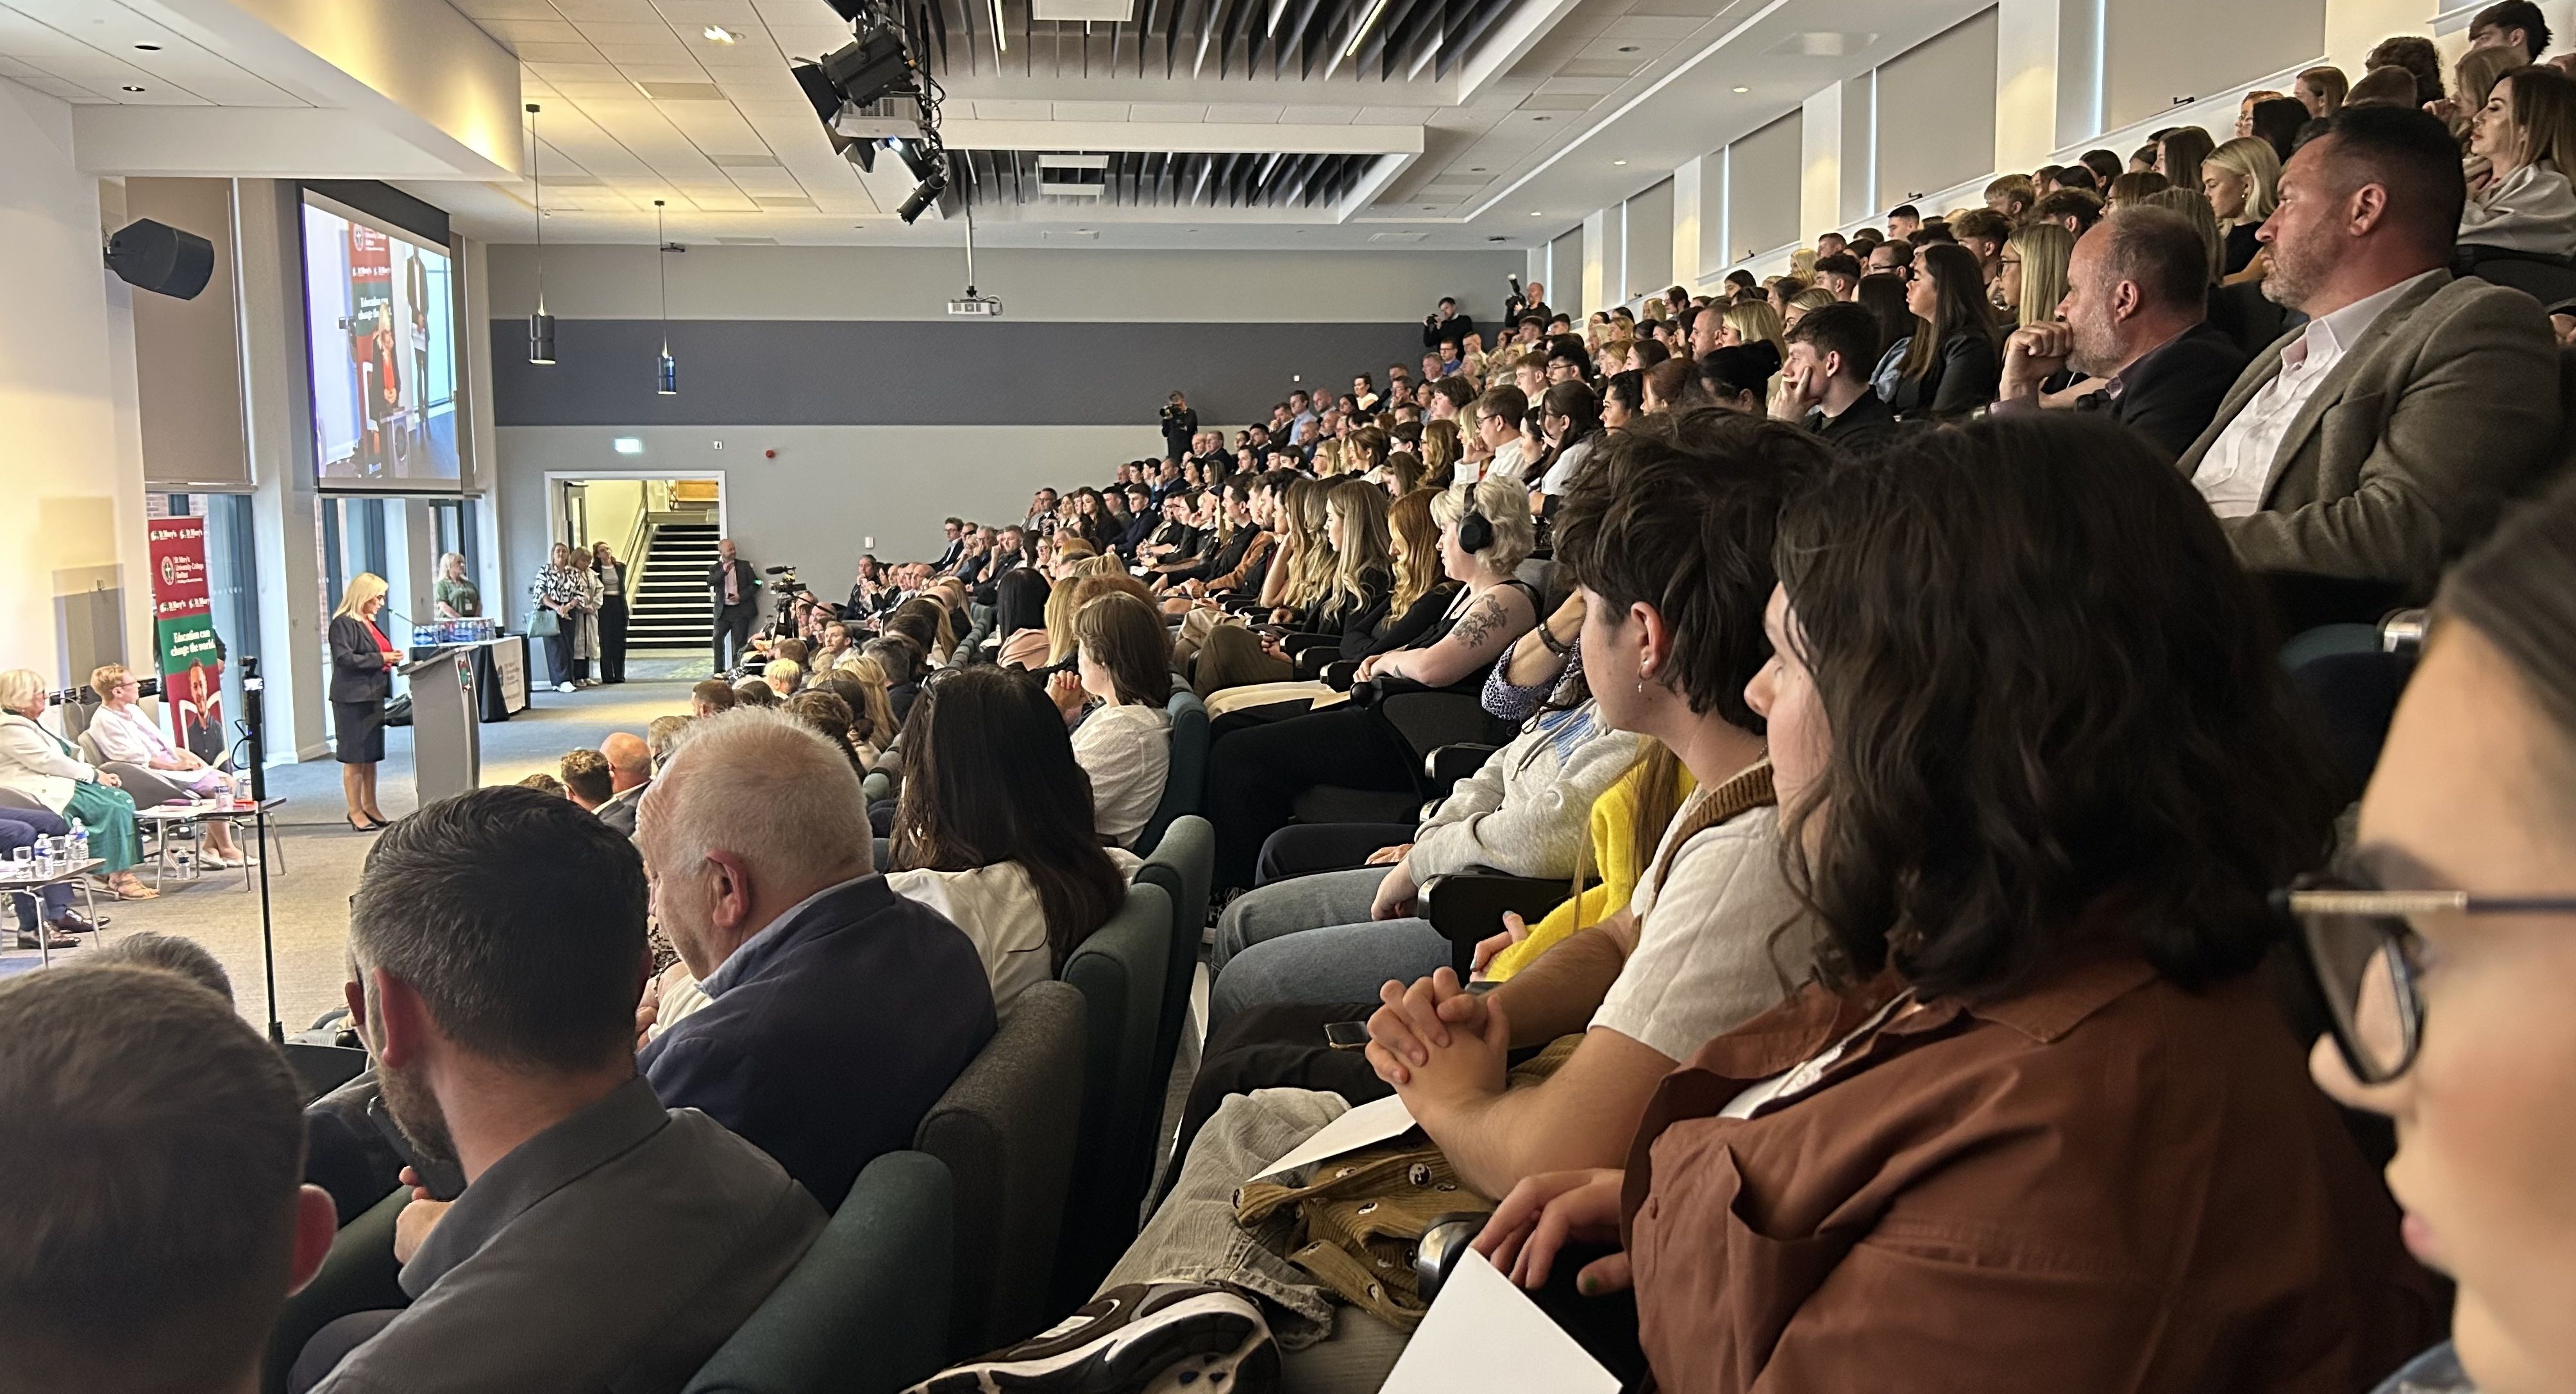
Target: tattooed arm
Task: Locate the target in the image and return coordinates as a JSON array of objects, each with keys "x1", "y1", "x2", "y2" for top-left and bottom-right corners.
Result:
[{"x1": 1364, "y1": 584, "x2": 1537, "y2": 687}]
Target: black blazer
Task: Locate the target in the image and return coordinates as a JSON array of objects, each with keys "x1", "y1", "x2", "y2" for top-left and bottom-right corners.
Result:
[
  {"x1": 2105, "y1": 322, "x2": 2248, "y2": 459},
  {"x1": 1422, "y1": 312, "x2": 1474, "y2": 349},
  {"x1": 709, "y1": 558, "x2": 759, "y2": 613},
  {"x1": 637, "y1": 876, "x2": 995, "y2": 1207},
  {"x1": 328, "y1": 613, "x2": 394, "y2": 703}
]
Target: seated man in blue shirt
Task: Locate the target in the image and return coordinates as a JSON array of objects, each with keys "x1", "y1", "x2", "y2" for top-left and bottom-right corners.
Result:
[{"x1": 636, "y1": 707, "x2": 995, "y2": 1209}]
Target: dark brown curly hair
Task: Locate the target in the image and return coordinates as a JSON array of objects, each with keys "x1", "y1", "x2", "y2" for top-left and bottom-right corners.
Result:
[{"x1": 1774, "y1": 414, "x2": 2340, "y2": 1000}]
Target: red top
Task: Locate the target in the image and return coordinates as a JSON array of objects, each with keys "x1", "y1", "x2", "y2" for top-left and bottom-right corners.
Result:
[{"x1": 364, "y1": 617, "x2": 398, "y2": 661}]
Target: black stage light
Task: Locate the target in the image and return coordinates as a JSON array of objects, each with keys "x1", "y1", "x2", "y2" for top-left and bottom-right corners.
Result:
[
  {"x1": 793, "y1": 23, "x2": 909, "y2": 126},
  {"x1": 897, "y1": 170, "x2": 946, "y2": 224}
]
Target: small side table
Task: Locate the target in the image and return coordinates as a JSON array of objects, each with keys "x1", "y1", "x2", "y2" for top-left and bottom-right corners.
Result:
[
  {"x1": 0, "y1": 858, "x2": 105, "y2": 967},
  {"x1": 132, "y1": 799, "x2": 290, "y2": 891}
]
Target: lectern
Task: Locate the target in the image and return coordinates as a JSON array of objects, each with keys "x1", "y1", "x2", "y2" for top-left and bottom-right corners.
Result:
[{"x1": 399, "y1": 647, "x2": 482, "y2": 806}]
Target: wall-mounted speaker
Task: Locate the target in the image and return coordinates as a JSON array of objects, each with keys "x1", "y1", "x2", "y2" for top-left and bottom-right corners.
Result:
[{"x1": 105, "y1": 218, "x2": 215, "y2": 300}]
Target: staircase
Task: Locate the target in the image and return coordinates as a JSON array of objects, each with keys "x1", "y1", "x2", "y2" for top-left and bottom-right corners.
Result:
[{"x1": 627, "y1": 518, "x2": 720, "y2": 651}]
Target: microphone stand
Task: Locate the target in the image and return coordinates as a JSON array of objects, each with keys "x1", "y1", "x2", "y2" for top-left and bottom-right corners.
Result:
[{"x1": 238, "y1": 655, "x2": 284, "y2": 1045}]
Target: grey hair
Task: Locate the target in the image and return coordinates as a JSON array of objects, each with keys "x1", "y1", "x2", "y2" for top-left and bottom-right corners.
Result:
[
  {"x1": 0, "y1": 669, "x2": 45, "y2": 712},
  {"x1": 639, "y1": 709, "x2": 872, "y2": 898}
]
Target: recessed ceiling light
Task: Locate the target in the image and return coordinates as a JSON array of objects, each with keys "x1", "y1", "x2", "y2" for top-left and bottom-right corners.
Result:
[
  {"x1": 1529, "y1": 210, "x2": 1544, "y2": 217},
  {"x1": 1533, "y1": 115, "x2": 1550, "y2": 122},
  {"x1": 121, "y1": 85, "x2": 145, "y2": 92},
  {"x1": 1617, "y1": 44, "x2": 1639, "y2": 52},
  {"x1": 133, "y1": 42, "x2": 160, "y2": 51},
  {"x1": 703, "y1": 25, "x2": 737, "y2": 43},
  {"x1": 1733, "y1": 85, "x2": 1749, "y2": 93},
  {"x1": 1613, "y1": 159, "x2": 1628, "y2": 166},
  {"x1": 1469, "y1": 167, "x2": 1486, "y2": 172}
]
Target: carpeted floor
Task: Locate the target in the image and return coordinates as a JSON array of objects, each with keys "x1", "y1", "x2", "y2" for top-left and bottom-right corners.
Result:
[{"x1": 0, "y1": 654, "x2": 709, "y2": 1029}]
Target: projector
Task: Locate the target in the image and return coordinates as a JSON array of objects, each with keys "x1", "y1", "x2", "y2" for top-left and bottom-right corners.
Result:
[{"x1": 947, "y1": 295, "x2": 1004, "y2": 316}]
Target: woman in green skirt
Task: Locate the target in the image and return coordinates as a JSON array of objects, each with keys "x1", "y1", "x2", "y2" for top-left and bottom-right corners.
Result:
[{"x1": 0, "y1": 668, "x2": 155, "y2": 900}]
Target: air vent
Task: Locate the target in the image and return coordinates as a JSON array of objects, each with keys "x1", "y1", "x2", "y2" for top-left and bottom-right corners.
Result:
[
  {"x1": 1762, "y1": 31, "x2": 1877, "y2": 56},
  {"x1": 1036, "y1": 153, "x2": 1109, "y2": 198},
  {"x1": 1367, "y1": 231, "x2": 1429, "y2": 243},
  {"x1": 639, "y1": 81, "x2": 726, "y2": 101}
]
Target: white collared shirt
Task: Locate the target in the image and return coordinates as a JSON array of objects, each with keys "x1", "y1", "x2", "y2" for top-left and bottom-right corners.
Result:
[{"x1": 2189, "y1": 271, "x2": 2441, "y2": 518}]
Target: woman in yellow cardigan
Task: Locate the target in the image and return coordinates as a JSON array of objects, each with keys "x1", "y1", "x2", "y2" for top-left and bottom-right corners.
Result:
[{"x1": 1476, "y1": 742, "x2": 1692, "y2": 982}]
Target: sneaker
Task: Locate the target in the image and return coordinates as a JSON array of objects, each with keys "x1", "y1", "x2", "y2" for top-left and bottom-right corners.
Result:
[
  {"x1": 557, "y1": 681, "x2": 577, "y2": 694},
  {"x1": 904, "y1": 1283, "x2": 1275, "y2": 1394}
]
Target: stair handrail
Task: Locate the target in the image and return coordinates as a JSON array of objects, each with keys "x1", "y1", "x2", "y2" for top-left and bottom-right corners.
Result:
[{"x1": 617, "y1": 512, "x2": 653, "y2": 601}]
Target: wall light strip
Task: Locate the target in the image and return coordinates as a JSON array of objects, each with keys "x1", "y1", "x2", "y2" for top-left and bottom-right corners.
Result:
[{"x1": 1343, "y1": 0, "x2": 1388, "y2": 58}]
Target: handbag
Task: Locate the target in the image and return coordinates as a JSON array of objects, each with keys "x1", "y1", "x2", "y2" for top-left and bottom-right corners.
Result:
[{"x1": 524, "y1": 605, "x2": 560, "y2": 639}]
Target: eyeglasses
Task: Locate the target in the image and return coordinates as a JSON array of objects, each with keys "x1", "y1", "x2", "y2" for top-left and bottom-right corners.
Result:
[{"x1": 2282, "y1": 872, "x2": 2576, "y2": 1084}]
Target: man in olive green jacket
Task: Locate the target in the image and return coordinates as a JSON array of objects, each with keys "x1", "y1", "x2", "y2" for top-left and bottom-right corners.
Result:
[{"x1": 2176, "y1": 105, "x2": 2564, "y2": 601}]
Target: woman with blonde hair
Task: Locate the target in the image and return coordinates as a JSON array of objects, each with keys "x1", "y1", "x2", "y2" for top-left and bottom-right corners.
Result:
[
  {"x1": 1719, "y1": 299, "x2": 1787, "y2": 362},
  {"x1": 1994, "y1": 221, "x2": 2075, "y2": 327},
  {"x1": 328, "y1": 571, "x2": 399, "y2": 829},
  {"x1": 761, "y1": 659, "x2": 802, "y2": 698},
  {"x1": 432, "y1": 550, "x2": 478, "y2": 619},
  {"x1": 2201, "y1": 135, "x2": 2282, "y2": 278},
  {"x1": 1781, "y1": 285, "x2": 1837, "y2": 328},
  {"x1": 84, "y1": 662, "x2": 248, "y2": 866},
  {"x1": 530, "y1": 541, "x2": 587, "y2": 692},
  {"x1": 0, "y1": 668, "x2": 155, "y2": 900},
  {"x1": 1417, "y1": 418, "x2": 1461, "y2": 489},
  {"x1": 1377, "y1": 449, "x2": 1424, "y2": 498}
]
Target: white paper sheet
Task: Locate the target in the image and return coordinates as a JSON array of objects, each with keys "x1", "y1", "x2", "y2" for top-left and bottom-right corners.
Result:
[
  {"x1": 1247, "y1": 1092, "x2": 1418, "y2": 1182},
  {"x1": 1378, "y1": 1249, "x2": 1621, "y2": 1394}
]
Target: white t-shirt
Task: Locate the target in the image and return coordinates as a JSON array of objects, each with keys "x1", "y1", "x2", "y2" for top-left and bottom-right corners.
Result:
[
  {"x1": 1069, "y1": 702, "x2": 1172, "y2": 849},
  {"x1": 888, "y1": 850, "x2": 1144, "y2": 1015},
  {"x1": 1589, "y1": 786, "x2": 1814, "y2": 1064}
]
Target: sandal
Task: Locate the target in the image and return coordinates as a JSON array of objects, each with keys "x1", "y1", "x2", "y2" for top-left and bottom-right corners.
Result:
[{"x1": 108, "y1": 878, "x2": 158, "y2": 901}]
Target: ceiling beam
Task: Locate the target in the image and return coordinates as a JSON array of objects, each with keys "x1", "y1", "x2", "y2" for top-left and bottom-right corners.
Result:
[{"x1": 939, "y1": 120, "x2": 1422, "y2": 154}]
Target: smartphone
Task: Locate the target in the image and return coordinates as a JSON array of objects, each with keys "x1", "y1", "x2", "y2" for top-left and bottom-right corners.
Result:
[
  {"x1": 1324, "y1": 1020, "x2": 1371, "y2": 1050},
  {"x1": 367, "y1": 1093, "x2": 467, "y2": 1200}
]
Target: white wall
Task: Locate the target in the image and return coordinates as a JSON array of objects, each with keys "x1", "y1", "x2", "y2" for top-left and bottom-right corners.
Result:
[
  {"x1": 1877, "y1": 10, "x2": 2003, "y2": 211},
  {"x1": 497, "y1": 424, "x2": 1165, "y2": 623},
  {"x1": 0, "y1": 80, "x2": 153, "y2": 687}
]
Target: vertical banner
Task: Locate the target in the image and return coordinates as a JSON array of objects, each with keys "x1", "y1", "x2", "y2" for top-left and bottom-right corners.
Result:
[{"x1": 146, "y1": 519, "x2": 225, "y2": 763}]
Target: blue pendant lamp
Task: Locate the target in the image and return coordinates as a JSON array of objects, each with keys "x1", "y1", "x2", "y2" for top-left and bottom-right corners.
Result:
[
  {"x1": 654, "y1": 199, "x2": 676, "y2": 395},
  {"x1": 525, "y1": 103, "x2": 555, "y2": 364}
]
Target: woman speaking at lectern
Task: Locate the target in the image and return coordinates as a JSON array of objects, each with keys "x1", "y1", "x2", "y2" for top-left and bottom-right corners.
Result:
[{"x1": 328, "y1": 573, "x2": 398, "y2": 832}]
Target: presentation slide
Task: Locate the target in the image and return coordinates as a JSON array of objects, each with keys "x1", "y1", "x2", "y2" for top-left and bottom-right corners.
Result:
[{"x1": 301, "y1": 192, "x2": 460, "y2": 489}]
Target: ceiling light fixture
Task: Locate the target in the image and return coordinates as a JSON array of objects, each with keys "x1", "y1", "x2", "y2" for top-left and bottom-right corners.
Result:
[
  {"x1": 1529, "y1": 210, "x2": 1544, "y2": 216},
  {"x1": 990, "y1": 0, "x2": 1006, "y2": 54},
  {"x1": 703, "y1": 25, "x2": 737, "y2": 42},
  {"x1": 653, "y1": 199, "x2": 677, "y2": 396},
  {"x1": 1732, "y1": 85, "x2": 1749, "y2": 93},
  {"x1": 133, "y1": 42, "x2": 160, "y2": 51},
  {"x1": 1613, "y1": 159, "x2": 1628, "y2": 165},
  {"x1": 525, "y1": 103, "x2": 555, "y2": 365},
  {"x1": 1342, "y1": 0, "x2": 1388, "y2": 57},
  {"x1": 121, "y1": 85, "x2": 146, "y2": 92}
]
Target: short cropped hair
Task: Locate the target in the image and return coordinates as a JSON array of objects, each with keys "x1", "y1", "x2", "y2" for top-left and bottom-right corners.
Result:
[
  {"x1": 351, "y1": 785, "x2": 649, "y2": 1072},
  {"x1": 1785, "y1": 301, "x2": 1881, "y2": 382},
  {"x1": 2096, "y1": 206, "x2": 2216, "y2": 315},
  {"x1": 646, "y1": 714, "x2": 692, "y2": 768},
  {"x1": 0, "y1": 966, "x2": 306, "y2": 1392},
  {"x1": 2313, "y1": 103, "x2": 2469, "y2": 256},
  {"x1": 1550, "y1": 410, "x2": 1824, "y2": 727},
  {"x1": 691, "y1": 678, "x2": 737, "y2": 712},
  {"x1": 559, "y1": 748, "x2": 612, "y2": 805},
  {"x1": 2032, "y1": 187, "x2": 2105, "y2": 232},
  {"x1": 648, "y1": 708, "x2": 873, "y2": 893},
  {"x1": 1476, "y1": 384, "x2": 1529, "y2": 426},
  {"x1": 1812, "y1": 252, "x2": 1864, "y2": 282},
  {"x1": 1949, "y1": 208, "x2": 2013, "y2": 248},
  {"x1": 90, "y1": 931, "x2": 233, "y2": 1002}
]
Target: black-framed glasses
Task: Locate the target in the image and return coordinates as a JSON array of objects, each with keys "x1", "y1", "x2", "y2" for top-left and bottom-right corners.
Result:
[{"x1": 2282, "y1": 873, "x2": 2576, "y2": 1084}]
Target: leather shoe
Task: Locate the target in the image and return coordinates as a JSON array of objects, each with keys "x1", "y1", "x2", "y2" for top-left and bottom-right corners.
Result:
[
  {"x1": 13, "y1": 929, "x2": 78, "y2": 951},
  {"x1": 47, "y1": 911, "x2": 105, "y2": 936}
]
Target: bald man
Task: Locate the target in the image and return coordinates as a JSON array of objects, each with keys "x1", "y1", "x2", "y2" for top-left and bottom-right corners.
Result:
[{"x1": 593, "y1": 732, "x2": 652, "y2": 836}]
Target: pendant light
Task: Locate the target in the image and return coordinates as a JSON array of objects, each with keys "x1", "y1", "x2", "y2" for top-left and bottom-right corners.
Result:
[
  {"x1": 654, "y1": 199, "x2": 677, "y2": 396},
  {"x1": 525, "y1": 102, "x2": 555, "y2": 364}
]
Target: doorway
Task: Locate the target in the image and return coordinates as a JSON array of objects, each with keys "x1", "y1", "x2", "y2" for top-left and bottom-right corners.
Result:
[{"x1": 544, "y1": 473, "x2": 726, "y2": 654}]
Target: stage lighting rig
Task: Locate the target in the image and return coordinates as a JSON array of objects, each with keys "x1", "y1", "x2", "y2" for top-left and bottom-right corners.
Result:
[{"x1": 791, "y1": 0, "x2": 951, "y2": 225}]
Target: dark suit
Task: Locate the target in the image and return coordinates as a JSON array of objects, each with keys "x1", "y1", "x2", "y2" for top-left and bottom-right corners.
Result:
[
  {"x1": 708, "y1": 558, "x2": 759, "y2": 673},
  {"x1": 2098, "y1": 323, "x2": 2247, "y2": 460},
  {"x1": 639, "y1": 875, "x2": 995, "y2": 1208},
  {"x1": 931, "y1": 537, "x2": 964, "y2": 571},
  {"x1": 1422, "y1": 312, "x2": 1474, "y2": 349},
  {"x1": 328, "y1": 612, "x2": 395, "y2": 765},
  {"x1": 595, "y1": 783, "x2": 644, "y2": 836}
]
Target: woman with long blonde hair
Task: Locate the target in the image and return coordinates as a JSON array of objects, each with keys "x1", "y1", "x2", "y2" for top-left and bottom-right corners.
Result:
[
  {"x1": 1418, "y1": 418, "x2": 1461, "y2": 489},
  {"x1": 1994, "y1": 221, "x2": 2075, "y2": 328},
  {"x1": 1719, "y1": 300, "x2": 1787, "y2": 362},
  {"x1": 1313, "y1": 477, "x2": 1393, "y2": 633}
]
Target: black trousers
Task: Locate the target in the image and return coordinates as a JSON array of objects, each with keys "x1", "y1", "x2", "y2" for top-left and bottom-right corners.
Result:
[
  {"x1": 712, "y1": 602, "x2": 756, "y2": 673},
  {"x1": 597, "y1": 595, "x2": 628, "y2": 683},
  {"x1": 1206, "y1": 704, "x2": 1417, "y2": 893},
  {"x1": 1254, "y1": 822, "x2": 1418, "y2": 886}
]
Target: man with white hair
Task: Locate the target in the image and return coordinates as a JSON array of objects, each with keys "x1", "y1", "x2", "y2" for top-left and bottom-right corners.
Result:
[{"x1": 634, "y1": 709, "x2": 993, "y2": 1207}]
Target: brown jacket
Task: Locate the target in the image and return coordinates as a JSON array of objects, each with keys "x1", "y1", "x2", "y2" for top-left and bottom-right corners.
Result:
[
  {"x1": 1623, "y1": 953, "x2": 2443, "y2": 1394},
  {"x1": 2175, "y1": 272, "x2": 2561, "y2": 599}
]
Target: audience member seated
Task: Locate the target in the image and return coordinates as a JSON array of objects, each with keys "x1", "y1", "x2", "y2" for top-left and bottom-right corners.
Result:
[
  {"x1": 0, "y1": 806, "x2": 103, "y2": 948},
  {"x1": 882, "y1": 667, "x2": 1139, "y2": 1011},
  {"x1": 593, "y1": 732, "x2": 650, "y2": 834},
  {"x1": 732, "y1": 678, "x2": 779, "y2": 710},
  {"x1": 1467, "y1": 414, "x2": 2442, "y2": 1393},
  {"x1": 689, "y1": 677, "x2": 736, "y2": 718},
  {"x1": 1994, "y1": 221, "x2": 2073, "y2": 328},
  {"x1": 0, "y1": 964, "x2": 335, "y2": 1394},
  {"x1": 2302, "y1": 467, "x2": 2576, "y2": 1394},
  {"x1": 0, "y1": 668, "x2": 153, "y2": 900},
  {"x1": 1696, "y1": 342, "x2": 1781, "y2": 416},
  {"x1": 1883, "y1": 242, "x2": 2003, "y2": 419},
  {"x1": 81, "y1": 661, "x2": 248, "y2": 867},
  {"x1": 1784, "y1": 302, "x2": 1904, "y2": 452},
  {"x1": 558, "y1": 747, "x2": 611, "y2": 816},
  {"x1": 2177, "y1": 104, "x2": 2562, "y2": 601},
  {"x1": 1997, "y1": 206, "x2": 2248, "y2": 457},
  {"x1": 991, "y1": 566, "x2": 1054, "y2": 669},
  {"x1": 645, "y1": 714, "x2": 690, "y2": 772},
  {"x1": 292, "y1": 786, "x2": 825, "y2": 1393},
  {"x1": 2204, "y1": 135, "x2": 2283, "y2": 278},
  {"x1": 921, "y1": 412, "x2": 1825, "y2": 1393},
  {"x1": 1046, "y1": 591, "x2": 1174, "y2": 849},
  {"x1": 2459, "y1": 63, "x2": 2576, "y2": 262}
]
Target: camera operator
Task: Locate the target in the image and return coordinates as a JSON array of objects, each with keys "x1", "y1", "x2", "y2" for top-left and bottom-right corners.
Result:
[
  {"x1": 708, "y1": 537, "x2": 759, "y2": 676},
  {"x1": 1159, "y1": 390, "x2": 1198, "y2": 464},
  {"x1": 1504, "y1": 276, "x2": 1551, "y2": 326},
  {"x1": 1422, "y1": 296, "x2": 1474, "y2": 350}
]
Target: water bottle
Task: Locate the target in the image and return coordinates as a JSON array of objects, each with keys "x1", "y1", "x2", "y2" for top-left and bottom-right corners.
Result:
[
  {"x1": 69, "y1": 819, "x2": 87, "y2": 865},
  {"x1": 32, "y1": 839, "x2": 53, "y2": 878}
]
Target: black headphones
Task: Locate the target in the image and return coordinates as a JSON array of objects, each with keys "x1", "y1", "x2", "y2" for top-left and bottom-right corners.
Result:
[{"x1": 1457, "y1": 506, "x2": 1494, "y2": 554}]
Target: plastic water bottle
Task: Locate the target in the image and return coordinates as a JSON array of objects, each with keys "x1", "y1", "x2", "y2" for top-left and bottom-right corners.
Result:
[
  {"x1": 32, "y1": 839, "x2": 53, "y2": 878},
  {"x1": 69, "y1": 820, "x2": 87, "y2": 866}
]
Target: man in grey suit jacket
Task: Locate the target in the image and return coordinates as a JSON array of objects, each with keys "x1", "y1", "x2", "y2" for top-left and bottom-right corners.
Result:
[
  {"x1": 2176, "y1": 105, "x2": 2563, "y2": 602},
  {"x1": 292, "y1": 788, "x2": 821, "y2": 1394},
  {"x1": 594, "y1": 732, "x2": 651, "y2": 837}
]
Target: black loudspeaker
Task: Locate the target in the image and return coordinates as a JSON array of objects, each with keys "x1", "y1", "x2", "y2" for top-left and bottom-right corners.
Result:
[{"x1": 105, "y1": 218, "x2": 215, "y2": 300}]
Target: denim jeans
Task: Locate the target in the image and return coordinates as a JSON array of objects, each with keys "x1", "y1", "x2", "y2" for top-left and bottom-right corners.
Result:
[{"x1": 1209, "y1": 866, "x2": 1452, "y2": 1034}]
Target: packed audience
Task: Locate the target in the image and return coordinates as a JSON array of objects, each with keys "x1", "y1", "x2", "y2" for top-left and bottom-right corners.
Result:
[{"x1": 11, "y1": 11, "x2": 2576, "y2": 1393}]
